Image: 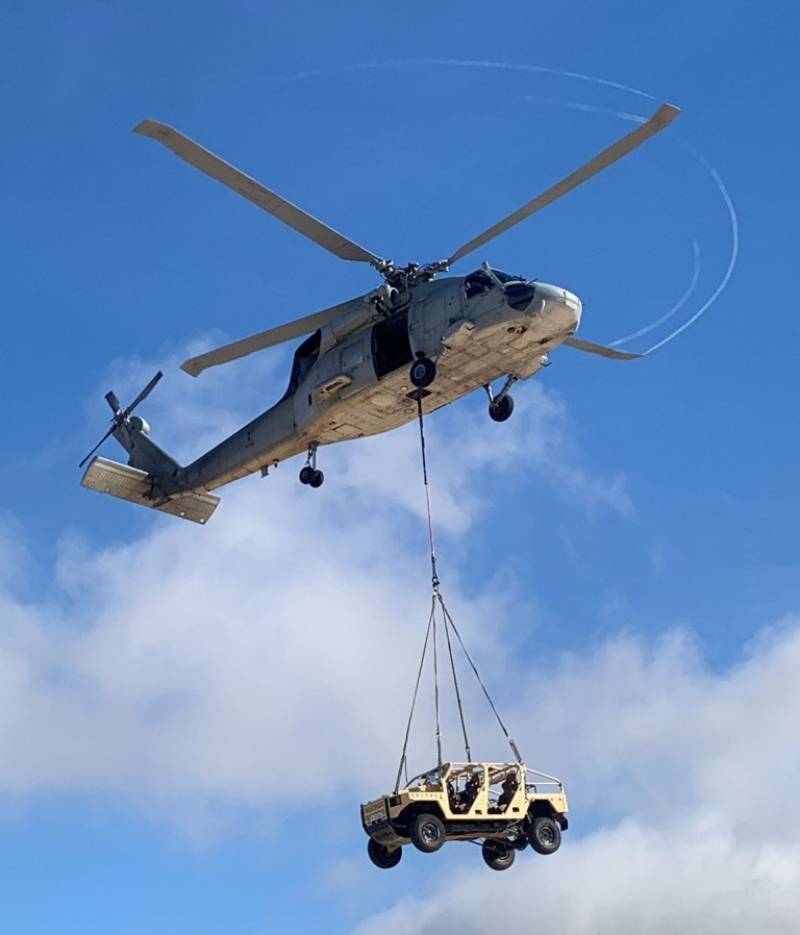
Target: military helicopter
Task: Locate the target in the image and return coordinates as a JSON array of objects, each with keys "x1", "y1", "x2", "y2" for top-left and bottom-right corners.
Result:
[{"x1": 80, "y1": 103, "x2": 679, "y2": 524}]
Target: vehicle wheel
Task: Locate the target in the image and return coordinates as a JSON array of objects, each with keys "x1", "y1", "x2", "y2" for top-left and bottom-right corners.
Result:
[
  {"x1": 299, "y1": 466, "x2": 314, "y2": 485},
  {"x1": 410, "y1": 812, "x2": 446, "y2": 853},
  {"x1": 410, "y1": 357, "x2": 436, "y2": 388},
  {"x1": 527, "y1": 815, "x2": 561, "y2": 855},
  {"x1": 482, "y1": 839, "x2": 516, "y2": 871},
  {"x1": 309, "y1": 469, "x2": 325, "y2": 488},
  {"x1": 489, "y1": 395, "x2": 514, "y2": 422},
  {"x1": 367, "y1": 838, "x2": 402, "y2": 869}
]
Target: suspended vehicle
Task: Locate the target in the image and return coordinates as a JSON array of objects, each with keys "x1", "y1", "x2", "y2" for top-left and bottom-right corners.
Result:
[
  {"x1": 362, "y1": 761, "x2": 568, "y2": 871},
  {"x1": 361, "y1": 549, "x2": 567, "y2": 872},
  {"x1": 80, "y1": 104, "x2": 679, "y2": 524}
]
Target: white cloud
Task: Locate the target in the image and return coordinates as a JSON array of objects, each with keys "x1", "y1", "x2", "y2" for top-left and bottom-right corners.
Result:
[
  {"x1": 6, "y1": 488, "x2": 800, "y2": 928},
  {"x1": 1, "y1": 349, "x2": 628, "y2": 827},
  {"x1": 354, "y1": 819, "x2": 800, "y2": 935},
  {"x1": 351, "y1": 621, "x2": 800, "y2": 934},
  {"x1": 15, "y1": 341, "x2": 799, "y2": 931}
]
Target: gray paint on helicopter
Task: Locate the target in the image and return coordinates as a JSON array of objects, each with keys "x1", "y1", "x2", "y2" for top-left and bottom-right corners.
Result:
[{"x1": 81, "y1": 104, "x2": 679, "y2": 523}]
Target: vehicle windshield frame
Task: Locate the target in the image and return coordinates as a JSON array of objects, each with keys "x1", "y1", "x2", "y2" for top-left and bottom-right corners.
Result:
[{"x1": 406, "y1": 764, "x2": 451, "y2": 788}]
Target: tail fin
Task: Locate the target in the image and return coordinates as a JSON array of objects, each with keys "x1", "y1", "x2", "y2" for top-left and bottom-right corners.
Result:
[
  {"x1": 79, "y1": 371, "x2": 219, "y2": 524},
  {"x1": 81, "y1": 457, "x2": 219, "y2": 525},
  {"x1": 121, "y1": 418, "x2": 182, "y2": 477}
]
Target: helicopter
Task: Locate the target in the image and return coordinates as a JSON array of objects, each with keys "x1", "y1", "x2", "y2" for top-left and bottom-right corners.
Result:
[{"x1": 80, "y1": 103, "x2": 679, "y2": 524}]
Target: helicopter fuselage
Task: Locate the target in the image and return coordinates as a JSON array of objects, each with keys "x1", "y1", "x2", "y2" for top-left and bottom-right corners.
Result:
[{"x1": 169, "y1": 273, "x2": 582, "y2": 495}]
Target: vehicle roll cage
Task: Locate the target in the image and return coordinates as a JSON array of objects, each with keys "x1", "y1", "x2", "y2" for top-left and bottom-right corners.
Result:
[{"x1": 403, "y1": 761, "x2": 563, "y2": 795}]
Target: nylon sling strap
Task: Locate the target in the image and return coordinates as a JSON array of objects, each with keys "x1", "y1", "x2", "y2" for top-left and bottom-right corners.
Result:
[
  {"x1": 394, "y1": 597, "x2": 435, "y2": 793},
  {"x1": 437, "y1": 592, "x2": 523, "y2": 764}
]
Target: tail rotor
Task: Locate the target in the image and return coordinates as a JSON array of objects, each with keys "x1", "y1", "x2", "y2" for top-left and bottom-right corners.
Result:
[{"x1": 79, "y1": 371, "x2": 163, "y2": 468}]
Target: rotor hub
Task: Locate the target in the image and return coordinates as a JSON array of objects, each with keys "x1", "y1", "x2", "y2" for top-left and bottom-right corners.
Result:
[{"x1": 378, "y1": 258, "x2": 450, "y2": 289}]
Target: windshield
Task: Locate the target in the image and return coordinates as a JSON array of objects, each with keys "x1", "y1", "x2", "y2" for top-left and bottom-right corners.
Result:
[
  {"x1": 281, "y1": 329, "x2": 321, "y2": 401},
  {"x1": 464, "y1": 269, "x2": 495, "y2": 298},
  {"x1": 490, "y1": 268, "x2": 525, "y2": 284},
  {"x1": 407, "y1": 765, "x2": 449, "y2": 789}
]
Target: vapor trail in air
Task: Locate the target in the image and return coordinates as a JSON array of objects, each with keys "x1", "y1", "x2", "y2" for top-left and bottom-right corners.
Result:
[
  {"x1": 611, "y1": 238, "x2": 701, "y2": 346},
  {"x1": 640, "y1": 144, "x2": 738, "y2": 355},
  {"x1": 522, "y1": 94, "x2": 647, "y2": 124},
  {"x1": 290, "y1": 59, "x2": 657, "y2": 101},
  {"x1": 289, "y1": 59, "x2": 737, "y2": 354}
]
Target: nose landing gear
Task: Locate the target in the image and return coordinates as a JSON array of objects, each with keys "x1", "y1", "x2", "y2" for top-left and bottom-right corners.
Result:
[
  {"x1": 299, "y1": 443, "x2": 324, "y2": 488},
  {"x1": 484, "y1": 377, "x2": 517, "y2": 423},
  {"x1": 489, "y1": 395, "x2": 514, "y2": 422}
]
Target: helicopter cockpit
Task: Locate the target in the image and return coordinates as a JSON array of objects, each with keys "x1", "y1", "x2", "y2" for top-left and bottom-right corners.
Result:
[
  {"x1": 490, "y1": 268, "x2": 526, "y2": 284},
  {"x1": 464, "y1": 269, "x2": 495, "y2": 299},
  {"x1": 281, "y1": 329, "x2": 321, "y2": 401},
  {"x1": 464, "y1": 265, "x2": 526, "y2": 299}
]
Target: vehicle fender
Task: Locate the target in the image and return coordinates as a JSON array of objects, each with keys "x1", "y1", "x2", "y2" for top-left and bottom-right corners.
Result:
[
  {"x1": 527, "y1": 799, "x2": 566, "y2": 828},
  {"x1": 396, "y1": 800, "x2": 447, "y2": 831}
]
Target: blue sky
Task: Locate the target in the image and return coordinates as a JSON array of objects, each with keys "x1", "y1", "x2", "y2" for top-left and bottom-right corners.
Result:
[{"x1": 1, "y1": 1, "x2": 799, "y2": 933}]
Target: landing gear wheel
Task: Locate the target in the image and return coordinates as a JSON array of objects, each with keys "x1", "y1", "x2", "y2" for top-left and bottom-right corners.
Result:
[
  {"x1": 527, "y1": 816, "x2": 562, "y2": 855},
  {"x1": 299, "y1": 466, "x2": 314, "y2": 485},
  {"x1": 410, "y1": 813, "x2": 445, "y2": 853},
  {"x1": 309, "y1": 469, "x2": 324, "y2": 488},
  {"x1": 482, "y1": 839, "x2": 516, "y2": 871},
  {"x1": 489, "y1": 395, "x2": 514, "y2": 422},
  {"x1": 367, "y1": 838, "x2": 402, "y2": 869},
  {"x1": 410, "y1": 357, "x2": 436, "y2": 388}
]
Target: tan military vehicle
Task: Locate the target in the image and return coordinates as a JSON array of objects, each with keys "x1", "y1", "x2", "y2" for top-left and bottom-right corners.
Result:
[{"x1": 361, "y1": 761, "x2": 568, "y2": 871}]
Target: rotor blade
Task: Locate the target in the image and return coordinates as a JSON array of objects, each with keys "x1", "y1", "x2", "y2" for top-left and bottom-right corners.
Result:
[
  {"x1": 447, "y1": 103, "x2": 680, "y2": 266},
  {"x1": 104, "y1": 390, "x2": 121, "y2": 414},
  {"x1": 79, "y1": 426, "x2": 116, "y2": 469},
  {"x1": 134, "y1": 120, "x2": 385, "y2": 267},
  {"x1": 564, "y1": 336, "x2": 641, "y2": 360},
  {"x1": 124, "y1": 371, "x2": 163, "y2": 416},
  {"x1": 181, "y1": 300, "x2": 353, "y2": 377}
]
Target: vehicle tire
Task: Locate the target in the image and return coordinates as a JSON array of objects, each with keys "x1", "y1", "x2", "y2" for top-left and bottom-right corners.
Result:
[
  {"x1": 410, "y1": 357, "x2": 436, "y2": 388},
  {"x1": 367, "y1": 838, "x2": 402, "y2": 869},
  {"x1": 527, "y1": 815, "x2": 561, "y2": 855},
  {"x1": 489, "y1": 395, "x2": 514, "y2": 422},
  {"x1": 309, "y1": 469, "x2": 325, "y2": 488},
  {"x1": 482, "y1": 839, "x2": 516, "y2": 871},
  {"x1": 410, "y1": 812, "x2": 446, "y2": 853},
  {"x1": 299, "y1": 466, "x2": 314, "y2": 485}
]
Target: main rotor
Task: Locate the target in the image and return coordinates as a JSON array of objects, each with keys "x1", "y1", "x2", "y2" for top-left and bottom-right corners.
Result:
[
  {"x1": 133, "y1": 103, "x2": 679, "y2": 376},
  {"x1": 373, "y1": 258, "x2": 449, "y2": 289}
]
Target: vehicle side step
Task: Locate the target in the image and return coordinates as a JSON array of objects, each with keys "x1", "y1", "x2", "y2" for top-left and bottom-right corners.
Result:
[{"x1": 81, "y1": 457, "x2": 219, "y2": 525}]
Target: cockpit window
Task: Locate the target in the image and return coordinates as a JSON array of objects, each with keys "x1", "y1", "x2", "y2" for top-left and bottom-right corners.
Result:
[
  {"x1": 281, "y1": 329, "x2": 321, "y2": 400},
  {"x1": 491, "y1": 268, "x2": 525, "y2": 284},
  {"x1": 464, "y1": 270, "x2": 496, "y2": 299}
]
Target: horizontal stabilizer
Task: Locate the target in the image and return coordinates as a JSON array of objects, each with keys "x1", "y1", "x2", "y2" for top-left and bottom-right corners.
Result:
[
  {"x1": 81, "y1": 457, "x2": 219, "y2": 525},
  {"x1": 564, "y1": 336, "x2": 641, "y2": 360}
]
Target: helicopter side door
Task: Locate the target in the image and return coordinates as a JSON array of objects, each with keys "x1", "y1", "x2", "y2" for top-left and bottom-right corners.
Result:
[
  {"x1": 408, "y1": 282, "x2": 459, "y2": 359},
  {"x1": 372, "y1": 311, "x2": 412, "y2": 379},
  {"x1": 293, "y1": 329, "x2": 373, "y2": 432}
]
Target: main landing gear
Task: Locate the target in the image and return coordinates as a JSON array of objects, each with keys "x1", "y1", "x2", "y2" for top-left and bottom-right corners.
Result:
[
  {"x1": 484, "y1": 376, "x2": 517, "y2": 423},
  {"x1": 299, "y1": 443, "x2": 324, "y2": 488}
]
